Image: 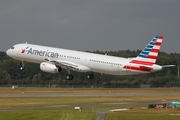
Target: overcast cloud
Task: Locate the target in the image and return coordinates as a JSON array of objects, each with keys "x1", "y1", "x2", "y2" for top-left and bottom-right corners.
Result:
[{"x1": 0, "y1": 0, "x2": 180, "y2": 53}]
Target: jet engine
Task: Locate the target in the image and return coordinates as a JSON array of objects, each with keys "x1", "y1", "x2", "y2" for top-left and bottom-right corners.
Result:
[{"x1": 40, "y1": 62, "x2": 61, "y2": 73}]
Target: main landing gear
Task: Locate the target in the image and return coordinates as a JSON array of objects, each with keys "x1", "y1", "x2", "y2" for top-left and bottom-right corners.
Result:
[
  {"x1": 65, "y1": 73, "x2": 94, "y2": 80},
  {"x1": 66, "y1": 74, "x2": 74, "y2": 80},
  {"x1": 86, "y1": 74, "x2": 94, "y2": 79}
]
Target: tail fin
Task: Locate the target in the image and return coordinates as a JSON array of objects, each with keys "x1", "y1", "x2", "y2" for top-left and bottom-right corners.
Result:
[{"x1": 130, "y1": 36, "x2": 163, "y2": 66}]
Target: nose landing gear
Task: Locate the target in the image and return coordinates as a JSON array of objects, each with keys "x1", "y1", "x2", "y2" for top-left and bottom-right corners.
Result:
[{"x1": 20, "y1": 61, "x2": 25, "y2": 70}]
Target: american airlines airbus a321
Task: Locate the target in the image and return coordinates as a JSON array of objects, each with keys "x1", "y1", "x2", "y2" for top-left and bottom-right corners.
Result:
[{"x1": 6, "y1": 36, "x2": 175, "y2": 80}]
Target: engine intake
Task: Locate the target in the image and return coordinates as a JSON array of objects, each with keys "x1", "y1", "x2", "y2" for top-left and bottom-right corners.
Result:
[{"x1": 40, "y1": 62, "x2": 61, "y2": 73}]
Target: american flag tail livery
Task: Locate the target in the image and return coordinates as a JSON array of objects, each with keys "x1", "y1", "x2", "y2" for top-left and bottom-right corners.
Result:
[
  {"x1": 124, "y1": 36, "x2": 168, "y2": 73},
  {"x1": 132, "y1": 36, "x2": 163, "y2": 65}
]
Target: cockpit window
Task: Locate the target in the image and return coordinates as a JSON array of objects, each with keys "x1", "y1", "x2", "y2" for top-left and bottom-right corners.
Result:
[{"x1": 10, "y1": 47, "x2": 15, "y2": 49}]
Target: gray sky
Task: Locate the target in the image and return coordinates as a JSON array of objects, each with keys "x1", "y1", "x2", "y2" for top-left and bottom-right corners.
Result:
[{"x1": 0, "y1": 0, "x2": 180, "y2": 53}]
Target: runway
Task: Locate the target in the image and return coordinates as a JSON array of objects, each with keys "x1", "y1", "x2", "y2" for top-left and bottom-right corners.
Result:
[
  {"x1": 1, "y1": 89, "x2": 180, "y2": 120},
  {"x1": 1, "y1": 92, "x2": 180, "y2": 97}
]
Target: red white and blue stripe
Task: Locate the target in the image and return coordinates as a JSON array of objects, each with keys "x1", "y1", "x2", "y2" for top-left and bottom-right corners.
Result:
[
  {"x1": 132, "y1": 36, "x2": 163, "y2": 64},
  {"x1": 123, "y1": 36, "x2": 163, "y2": 72}
]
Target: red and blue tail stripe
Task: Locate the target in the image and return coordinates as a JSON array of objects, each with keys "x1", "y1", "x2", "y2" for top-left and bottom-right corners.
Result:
[
  {"x1": 137, "y1": 36, "x2": 163, "y2": 61},
  {"x1": 123, "y1": 36, "x2": 163, "y2": 72},
  {"x1": 132, "y1": 36, "x2": 163, "y2": 65}
]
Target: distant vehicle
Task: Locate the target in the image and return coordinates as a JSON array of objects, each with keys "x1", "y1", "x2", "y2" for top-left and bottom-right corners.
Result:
[
  {"x1": 6, "y1": 36, "x2": 175, "y2": 80},
  {"x1": 168, "y1": 102, "x2": 180, "y2": 108}
]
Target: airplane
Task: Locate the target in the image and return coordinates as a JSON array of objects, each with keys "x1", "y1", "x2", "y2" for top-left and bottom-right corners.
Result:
[{"x1": 6, "y1": 36, "x2": 175, "y2": 80}]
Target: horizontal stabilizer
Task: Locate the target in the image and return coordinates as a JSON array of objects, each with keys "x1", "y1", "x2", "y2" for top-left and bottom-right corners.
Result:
[{"x1": 162, "y1": 65, "x2": 176, "y2": 68}]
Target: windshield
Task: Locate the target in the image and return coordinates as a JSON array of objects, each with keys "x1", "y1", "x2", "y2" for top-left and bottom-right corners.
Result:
[{"x1": 10, "y1": 46, "x2": 15, "y2": 49}]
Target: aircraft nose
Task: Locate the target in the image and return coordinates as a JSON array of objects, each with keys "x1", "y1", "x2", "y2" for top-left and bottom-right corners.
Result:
[{"x1": 6, "y1": 49, "x2": 11, "y2": 56}]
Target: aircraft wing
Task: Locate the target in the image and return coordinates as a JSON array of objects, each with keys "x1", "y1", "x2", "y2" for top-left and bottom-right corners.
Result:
[{"x1": 47, "y1": 59, "x2": 91, "y2": 72}]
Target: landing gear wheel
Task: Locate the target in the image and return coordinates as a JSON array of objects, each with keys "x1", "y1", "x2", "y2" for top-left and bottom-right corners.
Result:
[
  {"x1": 20, "y1": 67, "x2": 25, "y2": 70},
  {"x1": 66, "y1": 74, "x2": 73, "y2": 80},
  {"x1": 86, "y1": 74, "x2": 94, "y2": 79}
]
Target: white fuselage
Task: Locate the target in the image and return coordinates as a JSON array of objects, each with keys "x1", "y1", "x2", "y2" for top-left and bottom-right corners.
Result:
[{"x1": 7, "y1": 43, "x2": 159, "y2": 76}]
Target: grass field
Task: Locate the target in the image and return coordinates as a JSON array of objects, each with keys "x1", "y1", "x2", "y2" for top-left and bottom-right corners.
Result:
[
  {"x1": 0, "y1": 107, "x2": 95, "y2": 120},
  {"x1": 106, "y1": 108, "x2": 180, "y2": 120},
  {"x1": 0, "y1": 88, "x2": 180, "y2": 120}
]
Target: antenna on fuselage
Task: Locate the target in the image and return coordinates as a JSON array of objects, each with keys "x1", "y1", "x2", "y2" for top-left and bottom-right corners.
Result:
[{"x1": 25, "y1": 42, "x2": 28, "y2": 44}]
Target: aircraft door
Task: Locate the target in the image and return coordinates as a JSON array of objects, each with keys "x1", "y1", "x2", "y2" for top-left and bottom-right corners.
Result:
[
  {"x1": 83, "y1": 57, "x2": 89, "y2": 66},
  {"x1": 16, "y1": 46, "x2": 23, "y2": 55},
  {"x1": 117, "y1": 64, "x2": 122, "y2": 74}
]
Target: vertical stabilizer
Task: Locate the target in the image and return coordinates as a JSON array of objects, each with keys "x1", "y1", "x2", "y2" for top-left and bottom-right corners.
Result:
[{"x1": 130, "y1": 36, "x2": 163, "y2": 66}]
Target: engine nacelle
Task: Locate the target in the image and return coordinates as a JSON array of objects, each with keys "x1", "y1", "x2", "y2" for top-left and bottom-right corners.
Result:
[{"x1": 40, "y1": 62, "x2": 61, "y2": 73}]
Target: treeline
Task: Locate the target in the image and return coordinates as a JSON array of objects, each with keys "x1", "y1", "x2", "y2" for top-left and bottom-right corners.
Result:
[{"x1": 0, "y1": 50, "x2": 180, "y2": 88}]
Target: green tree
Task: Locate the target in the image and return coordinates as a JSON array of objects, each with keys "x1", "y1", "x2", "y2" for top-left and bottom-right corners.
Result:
[
  {"x1": 0, "y1": 68, "x2": 11, "y2": 84},
  {"x1": 32, "y1": 73, "x2": 42, "y2": 84}
]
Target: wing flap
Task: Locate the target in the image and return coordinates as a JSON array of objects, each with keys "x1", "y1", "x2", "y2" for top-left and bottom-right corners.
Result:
[{"x1": 50, "y1": 59, "x2": 91, "y2": 72}]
